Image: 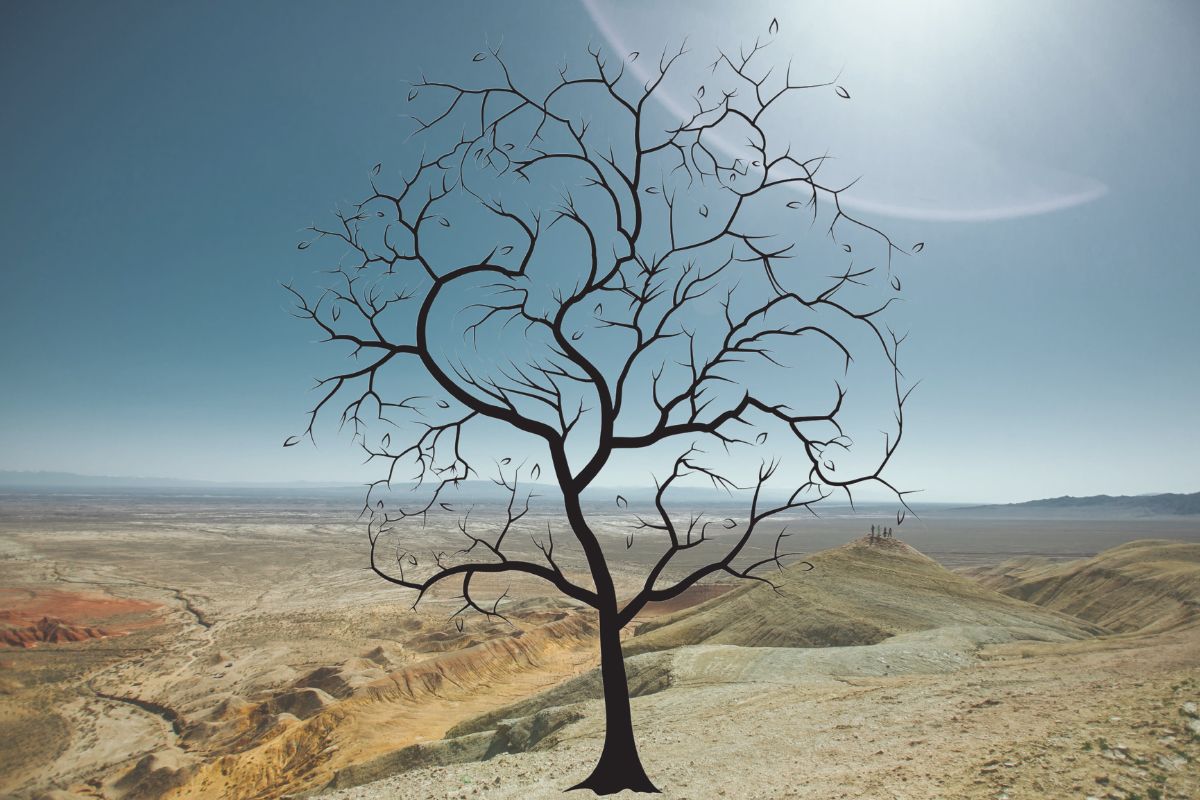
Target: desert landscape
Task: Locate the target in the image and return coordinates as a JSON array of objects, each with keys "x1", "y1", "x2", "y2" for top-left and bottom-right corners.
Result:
[
  {"x1": 5, "y1": 1, "x2": 1199, "y2": 799},
  {"x1": 1, "y1": 487, "x2": 1197, "y2": 800}
]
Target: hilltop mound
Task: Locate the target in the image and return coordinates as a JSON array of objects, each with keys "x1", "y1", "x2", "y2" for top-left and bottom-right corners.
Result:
[
  {"x1": 966, "y1": 539, "x2": 1200, "y2": 633},
  {"x1": 627, "y1": 536, "x2": 1096, "y2": 655}
]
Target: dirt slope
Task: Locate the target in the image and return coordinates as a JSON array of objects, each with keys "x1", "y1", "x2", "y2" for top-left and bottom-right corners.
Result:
[
  {"x1": 626, "y1": 536, "x2": 1098, "y2": 655},
  {"x1": 966, "y1": 539, "x2": 1200, "y2": 633},
  {"x1": 155, "y1": 606, "x2": 599, "y2": 800},
  {"x1": 316, "y1": 539, "x2": 1200, "y2": 800}
]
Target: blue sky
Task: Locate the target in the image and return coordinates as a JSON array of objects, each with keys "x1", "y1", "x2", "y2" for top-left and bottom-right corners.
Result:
[{"x1": 1, "y1": 0, "x2": 1197, "y2": 503}]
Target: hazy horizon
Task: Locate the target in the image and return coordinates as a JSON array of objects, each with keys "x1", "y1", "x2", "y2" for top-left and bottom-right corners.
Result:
[{"x1": 1, "y1": 467, "x2": 1196, "y2": 508}]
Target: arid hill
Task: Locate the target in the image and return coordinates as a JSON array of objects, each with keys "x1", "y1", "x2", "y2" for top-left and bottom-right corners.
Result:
[
  {"x1": 962, "y1": 539, "x2": 1200, "y2": 633},
  {"x1": 625, "y1": 536, "x2": 1098, "y2": 655},
  {"x1": 315, "y1": 536, "x2": 1106, "y2": 795},
  {"x1": 0, "y1": 616, "x2": 112, "y2": 648},
  {"x1": 0, "y1": 588, "x2": 162, "y2": 650}
]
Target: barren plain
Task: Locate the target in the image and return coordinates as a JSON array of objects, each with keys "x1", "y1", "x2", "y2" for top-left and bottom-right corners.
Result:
[{"x1": 1, "y1": 489, "x2": 1198, "y2": 800}]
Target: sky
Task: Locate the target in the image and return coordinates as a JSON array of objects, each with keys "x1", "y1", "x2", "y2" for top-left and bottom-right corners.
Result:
[{"x1": 1, "y1": 0, "x2": 1197, "y2": 503}]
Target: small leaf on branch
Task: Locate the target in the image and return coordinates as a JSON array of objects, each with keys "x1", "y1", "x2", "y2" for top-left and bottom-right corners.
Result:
[
  {"x1": 891, "y1": 275, "x2": 902, "y2": 291},
  {"x1": 297, "y1": 241, "x2": 310, "y2": 250},
  {"x1": 438, "y1": 218, "x2": 450, "y2": 227},
  {"x1": 331, "y1": 306, "x2": 341, "y2": 321},
  {"x1": 645, "y1": 186, "x2": 659, "y2": 194},
  {"x1": 408, "y1": 88, "x2": 419, "y2": 101},
  {"x1": 897, "y1": 509, "x2": 906, "y2": 525},
  {"x1": 440, "y1": 502, "x2": 454, "y2": 511},
  {"x1": 500, "y1": 457, "x2": 511, "y2": 465},
  {"x1": 436, "y1": 399, "x2": 450, "y2": 409},
  {"x1": 786, "y1": 201, "x2": 802, "y2": 209},
  {"x1": 912, "y1": 241, "x2": 925, "y2": 253},
  {"x1": 531, "y1": 464, "x2": 541, "y2": 480},
  {"x1": 769, "y1": 18, "x2": 779, "y2": 35},
  {"x1": 723, "y1": 518, "x2": 737, "y2": 529},
  {"x1": 756, "y1": 432, "x2": 768, "y2": 445},
  {"x1": 473, "y1": 52, "x2": 486, "y2": 62},
  {"x1": 371, "y1": 163, "x2": 382, "y2": 176},
  {"x1": 629, "y1": 51, "x2": 640, "y2": 61},
  {"x1": 697, "y1": 85, "x2": 705, "y2": 98},
  {"x1": 835, "y1": 85, "x2": 851, "y2": 99},
  {"x1": 283, "y1": 436, "x2": 300, "y2": 447},
  {"x1": 500, "y1": 245, "x2": 514, "y2": 255},
  {"x1": 594, "y1": 302, "x2": 603, "y2": 315},
  {"x1": 571, "y1": 331, "x2": 583, "y2": 341},
  {"x1": 842, "y1": 243, "x2": 852, "y2": 253},
  {"x1": 382, "y1": 433, "x2": 391, "y2": 448},
  {"x1": 699, "y1": 204, "x2": 708, "y2": 218},
  {"x1": 615, "y1": 495, "x2": 628, "y2": 509},
  {"x1": 824, "y1": 459, "x2": 837, "y2": 472}
]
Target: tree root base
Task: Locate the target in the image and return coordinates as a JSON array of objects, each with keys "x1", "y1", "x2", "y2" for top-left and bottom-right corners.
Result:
[{"x1": 567, "y1": 771, "x2": 661, "y2": 795}]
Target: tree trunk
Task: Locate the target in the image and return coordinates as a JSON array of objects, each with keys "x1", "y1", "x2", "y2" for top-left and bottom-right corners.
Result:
[{"x1": 568, "y1": 609, "x2": 659, "y2": 794}]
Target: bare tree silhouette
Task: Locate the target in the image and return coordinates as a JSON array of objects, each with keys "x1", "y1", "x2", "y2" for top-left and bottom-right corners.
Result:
[{"x1": 289, "y1": 23, "x2": 914, "y2": 795}]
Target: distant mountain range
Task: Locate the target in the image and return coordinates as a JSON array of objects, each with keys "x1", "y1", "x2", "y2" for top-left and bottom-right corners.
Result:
[{"x1": 954, "y1": 492, "x2": 1200, "y2": 517}]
